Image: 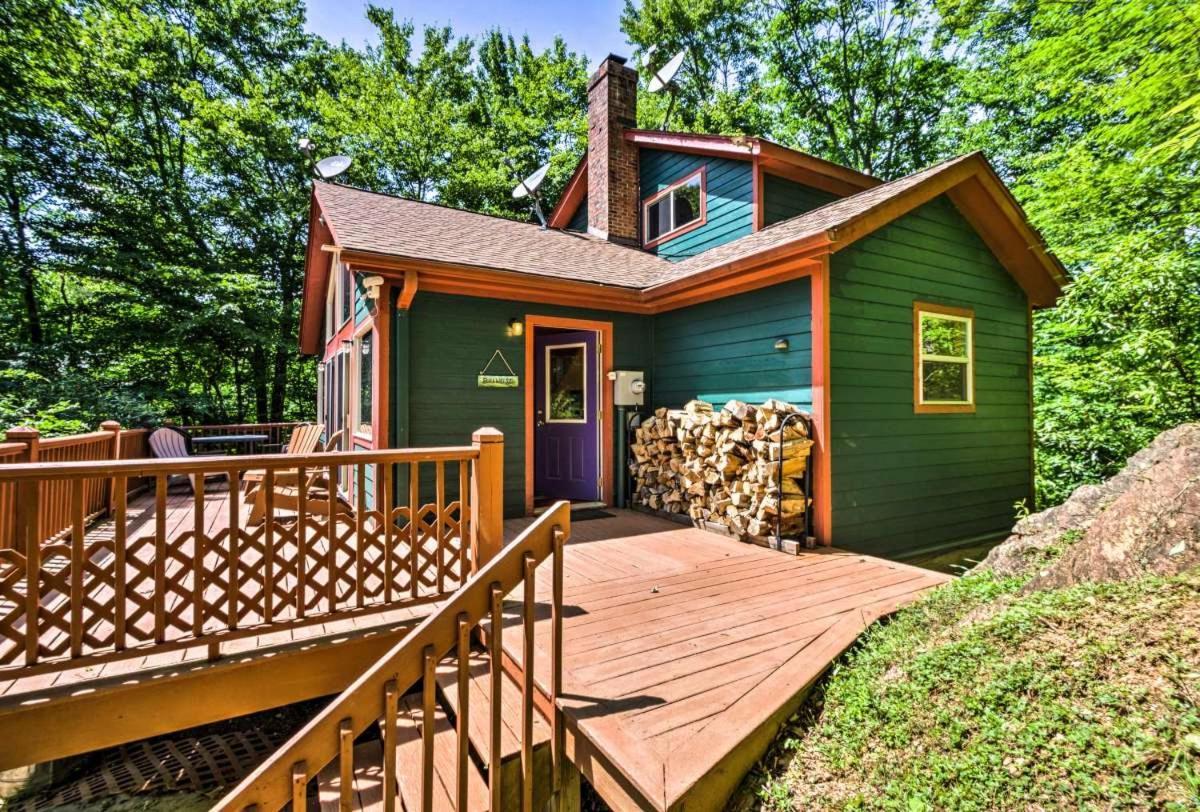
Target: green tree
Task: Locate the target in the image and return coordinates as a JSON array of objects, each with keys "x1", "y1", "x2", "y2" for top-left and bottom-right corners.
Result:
[
  {"x1": 940, "y1": 0, "x2": 1200, "y2": 504},
  {"x1": 762, "y1": 0, "x2": 956, "y2": 177},
  {"x1": 620, "y1": 0, "x2": 774, "y2": 135}
]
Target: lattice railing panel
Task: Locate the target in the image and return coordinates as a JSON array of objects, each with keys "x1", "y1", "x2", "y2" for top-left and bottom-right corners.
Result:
[{"x1": 0, "y1": 446, "x2": 485, "y2": 676}]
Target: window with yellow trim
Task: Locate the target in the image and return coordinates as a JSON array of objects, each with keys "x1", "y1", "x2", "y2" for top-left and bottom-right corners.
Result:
[{"x1": 914, "y1": 303, "x2": 974, "y2": 412}]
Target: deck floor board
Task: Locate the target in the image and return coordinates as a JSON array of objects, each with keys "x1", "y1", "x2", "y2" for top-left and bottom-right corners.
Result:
[{"x1": 503, "y1": 509, "x2": 950, "y2": 811}]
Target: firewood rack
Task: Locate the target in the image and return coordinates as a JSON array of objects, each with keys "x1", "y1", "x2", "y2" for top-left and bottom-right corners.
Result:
[{"x1": 776, "y1": 411, "x2": 816, "y2": 550}]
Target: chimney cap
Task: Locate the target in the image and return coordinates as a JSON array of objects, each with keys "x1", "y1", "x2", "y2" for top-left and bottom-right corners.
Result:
[{"x1": 604, "y1": 53, "x2": 628, "y2": 65}]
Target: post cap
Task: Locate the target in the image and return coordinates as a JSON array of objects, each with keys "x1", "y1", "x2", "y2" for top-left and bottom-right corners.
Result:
[
  {"x1": 5, "y1": 426, "x2": 40, "y2": 440},
  {"x1": 472, "y1": 427, "x2": 504, "y2": 443},
  {"x1": 100, "y1": 420, "x2": 122, "y2": 431}
]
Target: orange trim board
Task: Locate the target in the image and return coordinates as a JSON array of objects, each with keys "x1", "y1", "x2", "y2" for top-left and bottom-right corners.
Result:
[{"x1": 523, "y1": 315, "x2": 615, "y2": 515}]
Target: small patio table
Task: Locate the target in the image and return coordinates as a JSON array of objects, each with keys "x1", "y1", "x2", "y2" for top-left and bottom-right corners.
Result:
[{"x1": 190, "y1": 433, "x2": 270, "y2": 455}]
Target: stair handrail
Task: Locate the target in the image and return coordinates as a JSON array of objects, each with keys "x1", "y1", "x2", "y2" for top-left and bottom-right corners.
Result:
[{"x1": 214, "y1": 500, "x2": 571, "y2": 811}]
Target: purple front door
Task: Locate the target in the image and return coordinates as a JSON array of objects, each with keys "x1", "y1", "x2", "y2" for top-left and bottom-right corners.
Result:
[{"x1": 534, "y1": 330, "x2": 601, "y2": 503}]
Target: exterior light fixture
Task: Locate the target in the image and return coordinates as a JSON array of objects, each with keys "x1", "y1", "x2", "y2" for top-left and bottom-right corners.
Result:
[
  {"x1": 509, "y1": 318, "x2": 524, "y2": 337},
  {"x1": 362, "y1": 275, "x2": 385, "y2": 300},
  {"x1": 774, "y1": 337, "x2": 790, "y2": 351}
]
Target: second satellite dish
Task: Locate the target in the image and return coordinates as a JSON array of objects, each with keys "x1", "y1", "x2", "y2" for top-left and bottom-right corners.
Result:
[
  {"x1": 647, "y1": 49, "x2": 686, "y2": 93},
  {"x1": 512, "y1": 162, "x2": 550, "y2": 200},
  {"x1": 314, "y1": 155, "x2": 353, "y2": 181},
  {"x1": 511, "y1": 162, "x2": 551, "y2": 228}
]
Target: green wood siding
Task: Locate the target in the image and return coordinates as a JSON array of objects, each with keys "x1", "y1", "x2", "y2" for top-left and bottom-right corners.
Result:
[
  {"x1": 652, "y1": 280, "x2": 812, "y2": 409},
  {"x1": 763, "y1": 173, "x2": 839, "y2": 225},
  {"x1": 396, "y1": 293, "x2": 653, "y2": 517},
  {"x1": 566, "y1": 194, "x2": 588, "y2": 232},
  {"x1": 640, "y1": 149, "x2": 752, "y2": 261},
  {"x1": 829, "y1": 195, "x2": 1032, "y2": 558}
]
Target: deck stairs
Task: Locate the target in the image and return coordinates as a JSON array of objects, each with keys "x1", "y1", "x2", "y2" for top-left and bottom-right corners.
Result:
[{"x1": 315, "y1": 651, "x2": 553, "y2": 811}]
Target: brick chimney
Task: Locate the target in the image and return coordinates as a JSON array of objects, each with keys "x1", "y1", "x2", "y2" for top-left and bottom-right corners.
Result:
[{"x1": 587, "y1": 55, "x2": 639, "y2": 244}]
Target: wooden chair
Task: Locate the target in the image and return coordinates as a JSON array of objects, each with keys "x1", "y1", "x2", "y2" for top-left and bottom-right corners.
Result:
[
  {"x1": 241, "y1": 423, "x2": 324, "y2": 496},
  {"x1": 148, "y1": 427, "x2": 227, "y2": 493},
  {"x1": 246, "y1": 428, "x2": 352, "y2": 525}
]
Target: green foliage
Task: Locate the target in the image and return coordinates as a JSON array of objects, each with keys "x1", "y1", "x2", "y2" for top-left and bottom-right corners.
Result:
[
  {"x1": 939, "y1": 0, "x2": 1200, "y2": 506},
  {"x1": 620, "y1": 0, "x2": 775, "y2": 135},
  {"x1": 747, "y1": 570, "x2": 1200, "y2": 809},
  {"x1": 0, "y1": 0, "x2": 588, "y2": 430}
]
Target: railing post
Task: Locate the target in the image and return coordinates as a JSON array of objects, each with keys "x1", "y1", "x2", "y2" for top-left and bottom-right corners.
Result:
[
  {"x1": 471, "y1": 427, "x2": 504, "y2": 568},
  {"x1": 6, "y1": 427, "x2": 40, "y2": 555},
  {"x1": 101, "y1": 420, "x2": 122, "y2": 517}
]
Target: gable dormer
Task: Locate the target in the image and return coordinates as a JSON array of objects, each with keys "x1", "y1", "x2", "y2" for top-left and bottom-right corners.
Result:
[{"x1": 550, "y1": 57, "x2": 880, "y2": 261}]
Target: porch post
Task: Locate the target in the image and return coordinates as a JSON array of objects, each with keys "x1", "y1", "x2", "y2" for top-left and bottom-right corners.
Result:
[
  {"x1": 6, "y1": 427, "x2": 40, "y2": 555},
  {"x1": 471, "y1": 427, "x2": 504, "y2": 568},
  {"x1": 101, "y1": 420, "x2": 122, "y2": 517}
]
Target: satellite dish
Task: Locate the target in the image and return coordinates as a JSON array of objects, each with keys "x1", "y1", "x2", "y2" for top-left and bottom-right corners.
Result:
[
  {"x1": 639, "y1": 45, "x2": 657, "y2": 69},
  {"x1": 511, "y1": 162, "x2": 551, "y2": 228},
  {"x1": 512, "y1": 162, "x2": 550, "y2": 200},
  {"x1": 314, "y1": 155, "x2": 353, "y2": 181},
  {"x1": 647, "y1": 49, "x2": 686, "y2": 93}
]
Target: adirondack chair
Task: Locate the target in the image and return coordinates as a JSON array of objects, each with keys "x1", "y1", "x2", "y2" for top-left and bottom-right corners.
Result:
[
  {"x1": 148, "y1": 427, "x2": 228, "y2": 493},
  {"x1": 241, "y1": 422, "x2": 323, "y2": 493},
  {"x1": 246, "y1": 426, "x2": 350, "y2": 525}
]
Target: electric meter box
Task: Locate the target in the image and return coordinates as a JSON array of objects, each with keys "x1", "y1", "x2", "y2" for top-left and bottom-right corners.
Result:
[{"x1": 610, "y1": 370, "x2": 646, "y2": 406}]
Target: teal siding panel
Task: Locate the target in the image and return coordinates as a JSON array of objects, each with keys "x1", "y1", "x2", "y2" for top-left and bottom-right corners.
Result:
[
  {"x1": 652, "y1": 279, "x2": 812, "y2": 410},
  {"x1": 762, "y1": 174, "x2": 839, "y2": 225},
  {"x1": 640, "y1": 149, "x2": 753, "y2": 261},
  {"x1": 829, "y1": 195, "x2": 1033, "y2": 558},
  {"x1": 400, "y1": 293, "x2": 653, "y2": 517},
  {"x1": 566, "y1": 194, "x2": 588, "y2": 232}
]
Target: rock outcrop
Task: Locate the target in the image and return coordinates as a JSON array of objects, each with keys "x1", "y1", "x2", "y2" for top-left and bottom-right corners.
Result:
[{"x1": 982, "y1": 423, "x2": 1200, "y2": 589}]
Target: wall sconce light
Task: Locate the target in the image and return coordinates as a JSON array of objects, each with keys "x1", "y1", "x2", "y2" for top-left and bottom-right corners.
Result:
[
  {"x1": 774, "y1": 337, "x2": 790, "y2": 351},
  {"x1": 362, "y1": 275, "x2": 385, "y2": 300},
  {"x1": 508, "y1": 318, "x2": 524, "y2": 337}
]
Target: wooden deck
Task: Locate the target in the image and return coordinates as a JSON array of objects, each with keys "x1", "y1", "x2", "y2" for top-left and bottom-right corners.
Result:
[
  {"x1": 0, "y1": 490, "x2": 948, "y2": 812},
  {"x1": 0, "y1": 481, "x2": 444, "y2": 769},
  {"x1": 502, "y1": 509, "x2": 951, "y2": 811}
]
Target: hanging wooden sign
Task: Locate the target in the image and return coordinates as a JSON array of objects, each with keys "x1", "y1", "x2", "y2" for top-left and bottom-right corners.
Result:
[{"x1": 478, "y1": 349, "x2": 519, "y2": 388}]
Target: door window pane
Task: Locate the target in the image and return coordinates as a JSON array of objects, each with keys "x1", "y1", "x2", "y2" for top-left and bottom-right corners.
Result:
[{"x1": 547, "y1": 345, "x2": 586, "y2": 421}]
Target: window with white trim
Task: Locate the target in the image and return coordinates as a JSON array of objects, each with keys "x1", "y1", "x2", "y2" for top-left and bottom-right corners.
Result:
[
  {"x1": 914, "y1": 303, "x2": 974, "y2": 412},
  {"x1": 643, "y1": 168, "x2": 705, "y2": 247}
]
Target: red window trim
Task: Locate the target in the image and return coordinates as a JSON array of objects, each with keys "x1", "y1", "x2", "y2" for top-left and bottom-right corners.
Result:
[{"x1": 642, "y1": 166, "x2": 708, "y2": 249}]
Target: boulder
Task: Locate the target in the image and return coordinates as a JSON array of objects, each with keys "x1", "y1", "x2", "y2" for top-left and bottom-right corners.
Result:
[{"x1": 981, "y1": 423, "x2": 1200, "y2": 589}]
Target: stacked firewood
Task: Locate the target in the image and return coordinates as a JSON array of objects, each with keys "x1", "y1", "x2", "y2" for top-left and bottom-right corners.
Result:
[{"x1": 630, "y1": 399, "x2": 814, "y2": 540}]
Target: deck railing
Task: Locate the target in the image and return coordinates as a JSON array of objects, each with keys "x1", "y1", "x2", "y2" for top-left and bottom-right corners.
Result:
[
  {"x1": 214, "y1": 501, "x2": 569, "y2": 812},
  {"x1": 0, "y1": 429, "x2": 506, "y2": 677},
  {"x1": 0, "y1": 423, "x2": 150, "y2": 552}
]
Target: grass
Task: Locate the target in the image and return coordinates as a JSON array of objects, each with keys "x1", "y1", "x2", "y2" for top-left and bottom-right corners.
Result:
[{"x1": 735, "y1": 568, "x2": 1200, "y2": 810}]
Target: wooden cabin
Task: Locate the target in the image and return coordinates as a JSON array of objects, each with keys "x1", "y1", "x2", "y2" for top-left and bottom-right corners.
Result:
[{"x1": 300, "y1": 54, "x2": 1066, "y2": 561}]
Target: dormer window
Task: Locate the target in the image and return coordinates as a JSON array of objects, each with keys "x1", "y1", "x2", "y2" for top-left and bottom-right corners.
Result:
[{"x1": 643, "y1": 167, "x2": 706, "y2": 248}]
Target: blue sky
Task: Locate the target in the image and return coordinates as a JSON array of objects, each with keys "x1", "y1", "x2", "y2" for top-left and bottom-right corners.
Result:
[{"x1": 303, "y1": 0, "x2": 630, "y2": 69}]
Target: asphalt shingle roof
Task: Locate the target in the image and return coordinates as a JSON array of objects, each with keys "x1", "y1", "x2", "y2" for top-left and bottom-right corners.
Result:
[
  {"x1": 315, "y1": 154, "x2": 981, "y2": 290},
  {"x1": 314, "y1": 182, "x2": 673, "y2": 289}
]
